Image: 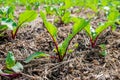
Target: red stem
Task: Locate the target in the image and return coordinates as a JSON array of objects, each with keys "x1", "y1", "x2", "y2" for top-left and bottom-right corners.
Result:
[
  {"x1": 11, "y1": 27, "x2": 19, "y2": 39},
  {"x1": 90, "y1": 35, "x2": 99, "y2": 48},
  {"x1": 61, "y1": 35, "x2": 75, "y2": 61},
  {"x1": 48, "y1": 31, "x2": 62, "y2": 61}
]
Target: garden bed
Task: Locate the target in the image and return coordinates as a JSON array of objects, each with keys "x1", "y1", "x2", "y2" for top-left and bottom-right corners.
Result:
[{"x1": 0, "y1": 1, "x2": 120, "y2": 80}]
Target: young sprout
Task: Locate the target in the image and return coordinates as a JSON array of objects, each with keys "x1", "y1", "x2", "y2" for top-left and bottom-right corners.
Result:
[
  {"x1": 84, "y1": 9, "x2": 120, "y2": 48},
  {"x1": 0, "y1": 51, "x2": 23, "y2": 79},
  {"x1": 0, "y1": 6, "x2": 14, "y2": 19},
  {"x1": 99, "y1": 44, "x2": 107, "y2": 56},
  {"x1": 84, "y1": 22, "x2": 111, "y2": 48},
  {"x1": 0, "y1": 10, "x2": 38, "y2": 39},
  {"x1": 39, "y1": 11, "x2": 89, "y2": 62}
]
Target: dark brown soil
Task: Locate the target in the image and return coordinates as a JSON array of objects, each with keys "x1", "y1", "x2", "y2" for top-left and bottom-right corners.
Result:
[{"x1": 0, "y1": 6, "x2": 120, "y2": 80}]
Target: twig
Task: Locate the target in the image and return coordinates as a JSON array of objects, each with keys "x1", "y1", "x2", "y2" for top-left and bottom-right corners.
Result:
[
  {"x1": 47, "y1": 58, "x2": 77, "y2": 72},
  {"x1": 20, "y1": 72, "x2": 36, "y2": 80}
]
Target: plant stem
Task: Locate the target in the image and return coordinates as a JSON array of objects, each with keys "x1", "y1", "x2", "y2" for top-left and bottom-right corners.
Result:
[
  {"x1": 90, "y1": 36, "x2": 99, "y2": 48},
  {"x1": 48, "y1": 32, "x2": 62, "y2": 61},
  {"x1": 11, "y1": 27, "x2": 19, "y2": 39}
]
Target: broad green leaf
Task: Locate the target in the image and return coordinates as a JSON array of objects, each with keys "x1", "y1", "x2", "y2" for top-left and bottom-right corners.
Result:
[
  {"x1": 96, "y1": 21, "x2": 112, "y2": 35},
  {"x1": 6, "y1": 51, "x2": 15, "y2": 69},
  {"x1": 72, "y1": 18, "x2": 89, "y2": 35},
  {"x1": 107, "y1": 10, "x2": 120, "y2": 22},
  {"x1": 90, "y1": 26, "x2": 97, "y2": 40},
  {"x1": 111, "y1": 24, "x2": 117, "y2": 31},
  {"x1": 0, "y1": 25, "x2": 8, "y2": 31},
  {"x1": 115, "y1": 15, "x2": 120, "y2": 25},
  {"x1": 62, "y1": 11, "x2": 71, "y2": 24},
  {"x1": 45, "y1": 22, "x2": 57, "y2": 40},
  {"x1": 40, "y1": 11, "x2": 57, "y2": 40},
  {"x1": 0, "y1": 9, "x2": 3, "y2": 14},
  {"x1": 86, "y1": 0, "x2": 99, "y2": 12},
  {"x1": 0, "y1": 25, "x2": 8, "y2": 37},
  {"x1": 44, "y1": 5, "x2": 55, "y2": 15},
  {"x1": 40, "y1": 11, "x2": 47, "y2": 22},
  {"x1": 6, "y1": 6, "x2": 13, "y2": 15},
  {"x1": 84, "y1": 24, "x2": 91, "y2": 37},
  {"x1": 1, "y1": 18, "x2": 17, "y2": 30},
  {"x1": 58, "y1": 18, "x2": 89, "y2": 56},
  {"x1": 64, "y1": 0, "x2": 71, "y2": 9},
  {"x1": 0, "y1": 6, "x2": 14, "y2": 19},
  {"x1": 11, "y1": 62, "x2": 23, "y2": 73},
  {"x1": 0, "y1": 6, "x2": 11, "y2": 14},
  {"x1": 24, "y1": 52, "x2": 50, "y2": 63},
  {"x1": 58, "y1": 34, "x2": 73, "y2": 56},
  {"x1": 19, "y1": 0, "x2": 26, "y2": 4},
  {"x1": 18, "y1": 10, "x2": 37, "y2": 26},
  {"x1": 101, "y1": 0, "x2": 109, "y2": 6}
]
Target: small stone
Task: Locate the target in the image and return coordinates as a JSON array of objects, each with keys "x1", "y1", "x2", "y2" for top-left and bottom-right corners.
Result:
[{"x1": 92, "y1": 60, "x2": 99, "y2": 65}]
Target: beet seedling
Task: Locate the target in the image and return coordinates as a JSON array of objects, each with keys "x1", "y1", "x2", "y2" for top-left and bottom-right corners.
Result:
[
  {"x1": 22, "y1": 11, "x2": 87, "y2": 63},
  {"x1": 99, "y1": 44, "x2": 107, "y2": 56},
  {"x1": 84, "y1": 8, "x2": 120, "y2": 48},
  {"x1": 40, "y1": 11, "x2": 89, "y2": 62},
  {"x1": 0, "y1": 51, "x2": 23, "y2": 79},
  {"x1": 0, "y1": 6, "x2": 14, "y2": 19},
  {"x1": 0, "y1": 10, "x2": 37, "y2": 39},
  {"x1": 84, "y1": 22, "x2": 112, "y2": 48}
]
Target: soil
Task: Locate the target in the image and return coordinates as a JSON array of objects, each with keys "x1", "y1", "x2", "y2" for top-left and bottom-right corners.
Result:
[{"x1": 0, "y1": 6, "x2": 120, "y2": 80}]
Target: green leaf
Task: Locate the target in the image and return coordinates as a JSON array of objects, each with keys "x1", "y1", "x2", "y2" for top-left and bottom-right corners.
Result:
[
  {"x1": 58, "y1": 18, "x2": 89, "y2": 56},
  {"x1": 3, "y1": 70, "x2": 14, "y2": 74},
  {"x1": 7, "y1": 6, "x2": 14, "y2": 15},
  {"x1": 99, "y1": 44, "x2": 106, "y2": 49},
  {"x1": 72, "y1": 18, "x2": 89, "y2": 35},
  {"x1": 0, "y1": 9, "x2": 3, "y2": 14},
  {"x1": 11, "y1": 62, "x2": 23, "y2": 73},
  {"x1": 86, "y1": 0, "x2": 99, "y2": 12},
  {"x1": 99, "y1": 44, "x2": 107, "y2": 56},
  {"x1": 100, "y1": 50, "x2": 107, "y2": 56},
  {"x1": 84, "y1": 24, "x2": 91, "y2": 37},
  {"x1": 68, "y1": 49, "x2": 74, "y2": 53},
  {"x1": 84, "y1": 25, "x2": 97, "y2": 40},
  {"x1": 40, "y1": 11, "x2": 57, "y2": 40},
  {"x1": 107, "y1": 10, "x2": 120, "y2": 22},
  {"x1": 0, "y1": 25, "x2": 8, "y2": 30},
  {"x1": 45, "y1": 22, "x2": 58, "y2": 40},
  {"x1": 58, "y1": 34, "x2": 73, "y2": 56},
  {"x1": 18, "y1": 10, "x2": 37, "y2": 26},
  {"x1": 111, "y1": 24, "x2": 117, "y2": 31},
  {"x1": 24, "y1": 52, "x2": 50, "y2": 63},
  {"x1": 90, "y1": 26, "x2": 97, "y2": 40},
  {"x1": 1, "y1": 18, "x2": 17, "y2": 30},
  {"x1": 96, "y1": 21, "x2": 112, "y2": 35},
  {"x1": 6, "y1": 51, "x2": 16, "y2": 69},
  {"x1": 0, "y1": 25, "x2": 7, "y2": 37},
  {"x1": 40, "y1": 11, "x2": 47, "y2": 22},
  {"x1": 0, "y1": 6, "x2": 14, "y2": 19},
  {"x1": 62, "y1": 11, "x2": 71, "y2": 24},
  {"x1": 64, "y1": 0, "x2": 72, "y2": 9}
]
